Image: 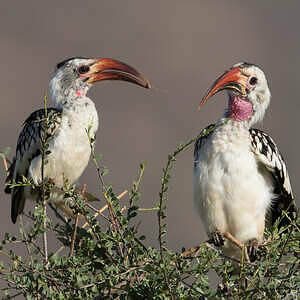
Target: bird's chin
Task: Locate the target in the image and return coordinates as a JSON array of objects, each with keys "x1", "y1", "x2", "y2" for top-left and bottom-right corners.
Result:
[{"x1": 75, "y1": 89, "x2": 87, "y2": 98}]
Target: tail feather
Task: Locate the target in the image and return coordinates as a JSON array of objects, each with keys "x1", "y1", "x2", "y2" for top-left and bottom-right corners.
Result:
[{"x1": 11, "y1": 187, "x2": 25, "y2": 224}]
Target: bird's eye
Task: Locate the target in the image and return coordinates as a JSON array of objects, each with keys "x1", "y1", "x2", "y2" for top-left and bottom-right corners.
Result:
[
  {"x1": 249, "y1": 77, "x2": 258, "y2": 85},
  {"x1": 78, "y1": 65, "x2": 90, "y2": 74}
]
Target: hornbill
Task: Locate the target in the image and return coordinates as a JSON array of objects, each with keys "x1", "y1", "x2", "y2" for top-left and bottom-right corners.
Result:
[
  {"x1": 193, "y1": 62, "x2": 296, "y2": 261},
  {"x1": 5, "y1": 57, "x2": 150, "y2": 223}
]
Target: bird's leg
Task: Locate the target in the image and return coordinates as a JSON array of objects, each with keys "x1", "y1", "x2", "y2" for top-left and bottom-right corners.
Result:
[
  {"x1": 209, "y1": 229, "x2": 225, "y2": 247},
  {"x1": 246, "y1": 238, "x2": 259, "y2": 262},
  {"x1": 217, "y1": 282, "x2": 234, "y2": 298}
]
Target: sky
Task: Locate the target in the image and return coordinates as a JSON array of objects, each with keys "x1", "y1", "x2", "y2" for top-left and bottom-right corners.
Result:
[{"x1": 0, "y1": 1, "x2": 299, "y2": 266}]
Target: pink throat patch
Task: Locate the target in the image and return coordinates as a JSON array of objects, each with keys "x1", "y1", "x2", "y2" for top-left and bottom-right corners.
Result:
[
  {"x1": 76, "y1": 90, "x2": 85, "y2": 97},
  {"x1": 227, "y1": 95, "x2": 253, "y2": 121}
]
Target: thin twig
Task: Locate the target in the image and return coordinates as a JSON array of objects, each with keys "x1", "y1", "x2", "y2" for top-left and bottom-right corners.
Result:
[
  {"x1": 19, "y1": 215, "x2": 33, "y2": 265},
  {"x1": 182, "y1": 240, "x2": 211, "y2": 258},
  {"x1": 48, "y1": 203, "x2": 69, "y2": 225},
  {"x1": 43, "y1": 204, "x2": 48, "y2": 264},
  {"x1": 223, "y1": 232, "x2": 250, "y2": 263},
  {"x1": 68, "y1": 185, "x2": 87, "y2": 257},
  {"x1": 41, "y1": 94, "x2": 48, "y2": 264},
  {"x1": 129, "y1": 163, "x2": 145, "y2": 207},
  {"x1": 88, "y1": 130, "x2": 124, "y2": 256},
  {"x1": 2, "y1": 155, "x2": 8, "y2": 172},
  {"x1": 29, "y1": 239, "x2": 45, "y2": 257},
  {"x1": 82, "y1": 190, "x2": 128, "y2": 229},
  {"x1": 69, "y1": 213, "x2": 79, "y2": 257},
  {"x1": 52, "y1": 246, "x2": 65, "y2": 257}
]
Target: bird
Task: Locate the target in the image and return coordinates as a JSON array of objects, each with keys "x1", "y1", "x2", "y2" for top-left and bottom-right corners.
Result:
[
  {"x1": 5, "y1": 56, "x2": 151, "y2": 223},
  {"x1": 193, "y1": 62, "x2": 296, "y2": 261}
]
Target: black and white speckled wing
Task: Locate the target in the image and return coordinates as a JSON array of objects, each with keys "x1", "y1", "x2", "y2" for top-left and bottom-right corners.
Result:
[
  {"x1": 194, "y1": 124, "x2": 216, "y2": 167},
  {"x1": 5, "y1": 108, "x2": 61, "y2": 223},
  {"x1": 249, "y1": 128, "x2": 296, "y2": 227}
]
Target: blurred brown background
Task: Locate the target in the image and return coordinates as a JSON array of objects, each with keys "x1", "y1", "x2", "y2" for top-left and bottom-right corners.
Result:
[{"x1": 0, "y1": 0, "x2": 299, "y2": 261}]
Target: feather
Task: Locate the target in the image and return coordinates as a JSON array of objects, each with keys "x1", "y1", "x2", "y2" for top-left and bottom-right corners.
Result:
[
  {"x1": 194, "y1": 124, "x2": 296, "y2": 230},
  {"x1": 249, "y1": 129, "x2": 296, "y2": 228},
  {"x1": 6, "y1": 108, "x2": 62, "y2": 223}
]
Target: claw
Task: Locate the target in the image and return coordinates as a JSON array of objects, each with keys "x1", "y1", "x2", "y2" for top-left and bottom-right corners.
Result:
[
  {"x1": 246, "y1": 238, "x2": 259, "y2": 262},
  {"x1": 209, "y1": 229, "x2": 225, "y2": 247}
]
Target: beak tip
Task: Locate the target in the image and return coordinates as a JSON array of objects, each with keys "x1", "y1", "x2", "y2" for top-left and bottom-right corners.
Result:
[
  {"x1": 197, "y1": 97, "x2": 207, "y2": 111},
  {"x1": 145, "y1": 81, "x2": 151, "y2": 89},
  {"x1": 139, "y1": 74, "x2": 151, "y2": 89}
]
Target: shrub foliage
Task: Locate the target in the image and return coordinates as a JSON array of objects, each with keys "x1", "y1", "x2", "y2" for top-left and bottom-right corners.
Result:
[{"x1": 0, "y1": 107, "x2": 299, "y2": 299}]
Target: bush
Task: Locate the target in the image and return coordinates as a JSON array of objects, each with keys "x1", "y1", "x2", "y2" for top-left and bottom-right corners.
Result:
[{"x1": 1, "y1": 113, "x2": 299, "y2": 299}]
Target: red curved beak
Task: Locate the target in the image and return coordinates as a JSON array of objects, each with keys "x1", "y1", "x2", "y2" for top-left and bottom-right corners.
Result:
[
  {"x1": 87, "y1": 58, "x2": 151, "y2": 89},
  {"x1": 198, "y1": 67, "x2": 248, "y2": 110}
]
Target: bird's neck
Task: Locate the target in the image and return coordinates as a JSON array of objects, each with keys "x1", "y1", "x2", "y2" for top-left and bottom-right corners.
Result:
[
  {"x1": 61, "y1": 96, "x2": 99, "y2": 134},
  {"x1": 60, "y1": 96, "x2": 95, "y2": 112},
  {"x1": 49, "y1": 75, "x2": 90, "y2": 110},
  {"x1": 217, "y1": 117, "x2": 250, "y2": 132}
]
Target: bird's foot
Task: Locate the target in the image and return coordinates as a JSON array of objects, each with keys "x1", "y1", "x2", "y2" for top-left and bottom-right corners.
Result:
[
  {"x1": 246, "y1": 238, "x2": 259, "y2": 262},
  {"x1": 209, "y1": 229, "x2": 225, "y2": 247},
  {"x1": 65, "y1": 197, "x2": 75, "y2": 208},
  {"x1": 217, "y1": 283, "x2": 235, "y2": 297}
]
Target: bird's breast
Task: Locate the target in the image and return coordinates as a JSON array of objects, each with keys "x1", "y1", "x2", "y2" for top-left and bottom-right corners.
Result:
[
  {"x1": 52, "y1": 107, "x2": 99, "y2": 184},
  {"x1": 196, "y1": 128, "x2": 257, "y2": 193},
  {"x1": 50, "y1": 125, "x2": 91, "y2": 184},
  {"x1": 29, "y1": 104, "x2": 99, "y2": 186},
  {"x1": 194, "y1": 124, "x2": 273, "y2": 218}
]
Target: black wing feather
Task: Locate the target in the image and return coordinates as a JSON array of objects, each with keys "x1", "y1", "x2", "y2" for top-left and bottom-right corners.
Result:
[
  {"x1": 249, "y1": 128, "x2": 296, "y2": 228},
  {"x1": 5, "y1": 108, "x2": 61, "y2": 223}
]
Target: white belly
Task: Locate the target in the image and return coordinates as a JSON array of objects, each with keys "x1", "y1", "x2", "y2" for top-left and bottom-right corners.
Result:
[
  {"x1": 193, "y1": 124, "x2": 273, "y2": 244},
  {"x1": 44, "y1": 125, "x2": 92, "y2": 185}
]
